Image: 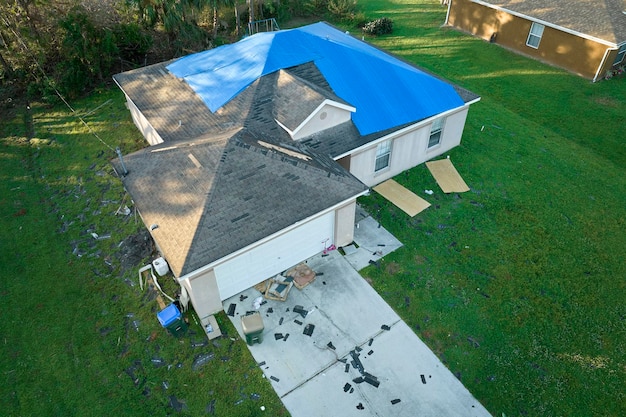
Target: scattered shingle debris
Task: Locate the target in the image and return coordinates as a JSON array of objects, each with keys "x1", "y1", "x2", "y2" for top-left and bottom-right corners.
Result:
[
  {"x1": 274, "y1": 333, "x2": 284, "y2": 340},
  {"x1": 391, "y1": 398, "x2": 401, "y2": 405},
  {"x1": 356, "y1": 403, "x2": 365, "y2": 410},
  {"x1": 343, "y1": 383, "x2": 352, "y2": 392},
  {"x1": 192, "y1": 352, "x2": 215, "y2": 371},
  {"x1": 283, "y1": 333, "x2": 290, "y2": 341},
  {"x1": 327, "y1": 341, "x2": 336, "y2": 350},
  {"x1": 270, "y1": 376, "x2": 280, "y2": 382},
  {"x1": 227, "y1": 303, "x2": 236, "y2": 317},
  {"x1": 293, "y1": 305, "x2": 308, "y2": 318},
  {"x1": 381, "y1": 324, "x2": 391, "y2": 331},
  {"x1": 303, "y1": 323, "x2": 315, "y2": 336},
  {"x1": 421, "y1": 374, "x2": 427, "y2": 384}
]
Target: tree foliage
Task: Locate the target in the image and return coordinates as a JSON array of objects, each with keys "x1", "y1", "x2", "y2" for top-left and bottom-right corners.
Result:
[{"x1": 0, "y1": 0, "x2": 364, "y2": 102}]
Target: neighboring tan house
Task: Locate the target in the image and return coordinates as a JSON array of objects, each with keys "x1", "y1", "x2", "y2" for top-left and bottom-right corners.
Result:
[
  {"x1": 444, "y1": 0, "x2": 626, "y2": 81},
  {"x1": 112, "y1": 22, "x2": 479, "y2": 321}
]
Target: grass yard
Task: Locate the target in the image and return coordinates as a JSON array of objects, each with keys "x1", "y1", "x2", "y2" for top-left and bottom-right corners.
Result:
[
  {"x1": 356, "y1": 1, "x2": 626, "y2": 416},
  {"x1": 0, "y1": 89, "x2": 288, "y2": 416},
  {"x1": 0, "y1": 1, "x2": 624, "y2": 416}
]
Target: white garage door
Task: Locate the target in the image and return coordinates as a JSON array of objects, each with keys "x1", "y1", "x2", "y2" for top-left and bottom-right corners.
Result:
[{"x1": 214, "y1": 211, "x2": 334, "y2": 300}]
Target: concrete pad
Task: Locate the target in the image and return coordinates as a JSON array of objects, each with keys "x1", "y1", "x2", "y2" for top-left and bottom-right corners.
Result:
[
  {"x1": 344, "y1": 215, "x2": 403, "y2": 271},
  {"x1": 224, "y1": 250, "x2": 490, "y2": 417}
]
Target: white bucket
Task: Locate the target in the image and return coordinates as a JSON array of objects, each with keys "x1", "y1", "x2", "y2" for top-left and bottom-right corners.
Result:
[{"x1": 152, "y1": 257, "x2": 170, "y2": 276}]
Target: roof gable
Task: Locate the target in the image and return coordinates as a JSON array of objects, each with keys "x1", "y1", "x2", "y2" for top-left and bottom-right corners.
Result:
[{"x1": 167, "y1": 22, "x2": 465, "y2": 136}]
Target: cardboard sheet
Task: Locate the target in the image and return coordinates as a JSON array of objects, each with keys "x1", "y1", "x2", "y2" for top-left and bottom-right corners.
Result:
[
  {"x1": 425, "y1": 159, "x2": 470, "y2": 193},
  {"x1": 373, "y1": 179, "x2": 431, "y2": 217}
]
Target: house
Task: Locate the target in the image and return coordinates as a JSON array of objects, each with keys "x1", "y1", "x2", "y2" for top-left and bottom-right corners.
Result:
[
  {"x1": 444, "y1": 0, "x2": 626, "y2": 81},
  {"x1": 112, "y1": 22, "x2": 479, "y2": 321}
]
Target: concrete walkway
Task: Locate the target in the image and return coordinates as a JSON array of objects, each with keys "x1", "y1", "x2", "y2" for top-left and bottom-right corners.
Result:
[{"x1": 224, "y1": 214, "x2": 491, "y2": 417}]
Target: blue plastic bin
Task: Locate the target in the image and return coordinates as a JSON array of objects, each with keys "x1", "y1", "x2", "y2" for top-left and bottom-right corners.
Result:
[{"x1": 157, "y1": 304, "x2": 187, "y2": 336}]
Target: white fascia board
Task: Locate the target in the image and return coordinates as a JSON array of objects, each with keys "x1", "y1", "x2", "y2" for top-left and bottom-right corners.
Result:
[
  {"x1": 178, "y1": 190, "x2": 368, "y2": 283},
  {"x1": 290, "y1": 99, "x2": 356, "y2": 138},
  {"x1": 471, "y1": 0, "x2": 617, "y2": 47},
  {"x1": 333, "y1": 101, "x2": 479, "y2": 160},
  {"x1": 593, "y1": 47, "x2": 617, "y2": 82}
]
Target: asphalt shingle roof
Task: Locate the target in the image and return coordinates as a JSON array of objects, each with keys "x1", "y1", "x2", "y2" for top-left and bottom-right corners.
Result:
[
  {"x1": 485, "y1": 0, "x2": 626, "y2": 44},
  {"x1": 112, "y1": 23, "x2": 478, "y2": 277}
]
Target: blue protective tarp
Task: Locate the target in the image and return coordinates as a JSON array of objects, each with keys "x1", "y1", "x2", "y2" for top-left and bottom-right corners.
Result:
[{"x1": 167, "y1": 22, "x2": 464, "y2": 136}]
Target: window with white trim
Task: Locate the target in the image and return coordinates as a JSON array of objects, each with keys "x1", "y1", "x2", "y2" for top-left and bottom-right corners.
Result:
[
  {"x1": 526, "y1": 22, "x2": 544, "y2": 49},
  {"x1": 374, "y1": 140, "x2": 391, "y2": 172},
  {"x1": 428, "y1": 118, "x2": 445, "y2": 148}
]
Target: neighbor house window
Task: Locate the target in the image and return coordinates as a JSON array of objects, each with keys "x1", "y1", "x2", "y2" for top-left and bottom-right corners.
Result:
[
  {"x1": 428, "y1": 118, "x2": 445, "y2": 148},
  {"x1": 526, "y1": 22, "x2": 544, "y2": 48},
  {"x1": 374, "y1": 140, "x2": 391, "y2": 172}
]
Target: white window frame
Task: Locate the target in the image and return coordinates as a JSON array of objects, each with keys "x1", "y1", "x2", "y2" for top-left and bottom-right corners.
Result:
[
  {"x1": 374, "y1": 140, "x2": 392, "y2": 172},
  {"x1": 428, "y1": 118, "x2": 445, "y2": 149},
  {"x1": 526, "y1": 22, "x2": 544, "y2": 49}
]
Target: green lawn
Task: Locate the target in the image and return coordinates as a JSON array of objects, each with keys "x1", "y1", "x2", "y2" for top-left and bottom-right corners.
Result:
[
  {"x1": 356, "y1": 1, "x2": 625, "y2": 416},
  {"x1": 1, "y1": 1, "x2": 624, "y2": 416},
  {"x1": 0, "y1": 89, "x2": 288, "y2": 416}
]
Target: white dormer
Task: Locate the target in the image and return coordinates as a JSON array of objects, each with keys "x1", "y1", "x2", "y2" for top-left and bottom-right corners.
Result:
[{"x1": 272, "y1": 70, "x2": 355, "y2": 140}]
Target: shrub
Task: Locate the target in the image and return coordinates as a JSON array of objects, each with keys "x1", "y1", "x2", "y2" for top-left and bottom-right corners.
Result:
[
  {"x1": 362, "y1": 17, "x2": 393, "y2": 36},
  {"x1": 327, "y1": 0, "x2": 357, "y2": 21}
]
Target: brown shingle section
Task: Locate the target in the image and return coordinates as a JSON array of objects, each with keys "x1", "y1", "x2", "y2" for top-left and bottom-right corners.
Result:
[
  {"x1": 485, "y1": 0, "x2": 626, "y2": 44},
  {"x1": 273, "y1": 69, "x2": 351, "y2": 132},
  {"x1": 113, "y1": 63, "x2": 367, "y2": 277}
]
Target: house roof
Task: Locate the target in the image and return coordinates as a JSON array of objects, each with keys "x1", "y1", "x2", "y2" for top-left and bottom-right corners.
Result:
[
  {"x1": 112, "y1": 22, "x2": 478, "y2": 278},
  {"x1": 167, "y1": 22, "x2": 465, "y2": 136},
  {"x1": 478, "y1": 0, "x2": 626, "y2": 45}
]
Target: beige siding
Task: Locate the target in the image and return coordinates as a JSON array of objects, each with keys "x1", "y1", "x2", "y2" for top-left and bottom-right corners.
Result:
[
  {"x1": 182, "y1": 269, "x2": 222, "y2": 319},
  {"x1": 348, "y1": 107, "x2": 470, "y2": 187},
  {"x1": 126, "y1": 96, "x2": 164, "y2": 146},
  {"x1": 293, "y1": 104, "x2": 352, "y2": 140},
  {"x1": 335, "y1": 201, "x2": 357, "y2": 247}
]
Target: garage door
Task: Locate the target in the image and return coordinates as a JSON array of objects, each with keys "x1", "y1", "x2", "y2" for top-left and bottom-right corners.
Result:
[{"x1": 214, "y1": 211, "x2": 334, "y2": 300}]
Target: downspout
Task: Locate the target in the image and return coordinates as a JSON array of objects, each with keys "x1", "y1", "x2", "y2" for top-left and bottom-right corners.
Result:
[
  {"x1": 444, "y1": 0, "x2": 453, "y2": 26},
  {"x1": 593, "y1": 46, "x2": 616, "y2": 82}
]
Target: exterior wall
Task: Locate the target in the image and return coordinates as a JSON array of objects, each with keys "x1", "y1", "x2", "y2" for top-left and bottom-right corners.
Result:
[
  {"x1": 126, "y1": 96, "x2": 164, "y2": 146},
  {"x1": 446, "y1": 0, "x2": 610, "y2": 79},
  {"x1": 334, "y1": 201, "x2": 357, "y2": 247},
  {"x1": 348, "y1": 107, "x2": 470, "y2": 187},
  {"x1": 179, "y1": 197, "x2": 362, "y2": 314},
  {"x1": 180, "y1": 269, "x2": 222, "y2": 319},
  {"x1": 293, "y1": 104, "x2": 352, "y2": 140}
]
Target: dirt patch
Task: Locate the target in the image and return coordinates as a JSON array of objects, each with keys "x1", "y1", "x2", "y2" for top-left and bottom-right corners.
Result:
[
  {"x1": 115, "y1": 228, "x2": 155, "y2": 273},
  {"x1": 385, "y1": 261, "x2": 401, "y2": 275}
]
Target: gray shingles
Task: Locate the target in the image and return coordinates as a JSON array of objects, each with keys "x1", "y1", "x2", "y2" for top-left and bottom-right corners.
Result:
[{"x1": 112, "y1": 44, "x2": 475, "y2": 277}]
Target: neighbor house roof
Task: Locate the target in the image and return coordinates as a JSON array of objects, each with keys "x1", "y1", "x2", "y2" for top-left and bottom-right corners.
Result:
[
  {"x1": 112, "y1": 22, "x2": 477, "y2": 278},
  {"x1": 475, "y1": 0, "x2": 626, "y2": 45},
  {"x1": 167, "y1": 22, "x2": 465, "y2": 136}
]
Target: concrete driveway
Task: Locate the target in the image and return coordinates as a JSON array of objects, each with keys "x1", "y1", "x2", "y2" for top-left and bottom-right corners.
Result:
[{"x1": 224, "y1": 214, "x2": 491, "y2": 416}]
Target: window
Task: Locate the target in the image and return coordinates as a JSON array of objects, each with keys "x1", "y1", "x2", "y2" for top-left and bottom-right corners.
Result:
[
  {"x1": 526, "y1": 22, "x2": 544, "y2": 49},
  {"x1": 374, "y1": 140, "x2": 391, "y2": 172},
  {"x1": 428, "y1": 118, "x2": 445, "y2": 148}
]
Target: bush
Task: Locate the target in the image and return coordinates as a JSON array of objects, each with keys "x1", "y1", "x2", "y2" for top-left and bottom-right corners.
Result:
[
  {"x1": 327, "y1": 0, "x2": 357, "y2": 21},
  {"x1": 362, "y1": 17, "x2": 393, "y2": 36}
]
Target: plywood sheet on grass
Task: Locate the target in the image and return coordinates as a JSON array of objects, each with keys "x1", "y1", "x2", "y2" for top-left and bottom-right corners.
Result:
[
  {"x1": 426, "y1": 159, "x2": 470, "y2": 193},
  {"x1": 373, "y1": 179, "x2": 431, "y2": 217}
]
